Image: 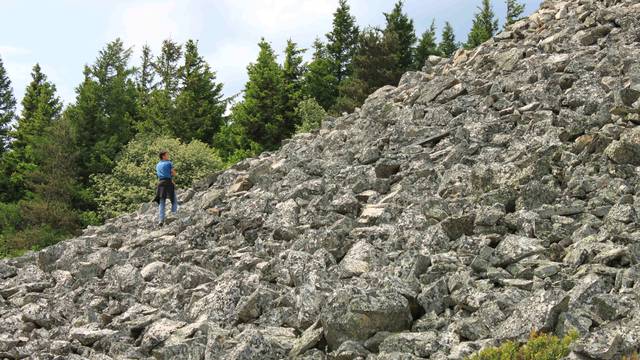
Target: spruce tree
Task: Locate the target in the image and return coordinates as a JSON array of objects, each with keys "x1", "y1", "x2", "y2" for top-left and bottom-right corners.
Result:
[
  {"x1": 66, "y1": 38, "x2": 138, "y2": 182},
  {"x1": 0, "y1": 54, "x2": 16, "y2": 153},
  {"x1": 231, "y1": 39, "x2": 286, "y2": 152},
  {"x1": 439, "y1": 22, "x2": 459, "y2": 57},
  {"x1": 140, "y1": 40, "x2": 182, "y2": 136},
  {"x1": 383, "y1": 1, "x2": 417, "y2": 72},
  {"x1": 2, "y1": 64, "x2": 62, "y2": 202},
  {"x1": 505, "y1": 0, "x2": 526, "y2": 28},
  {"x1": 174, "y1": 39, "x2": 225, "y2": 145},
  {"x1": 136, "y1": 45, "x2": 155, "y2": 105},
  {"x1": 12, "y1": 64, "x2": 62, "y2": 154},
  {"x1": 465, "y1": 0, "x2": 499, "y2": 49},
  {"x1": 282, "y1": 39, "x2": 306, "y2": 135},
  {"x1": 326, "y1": 0, "x2": 359, "y2": 83},
  {"x1": 303, "y1": 38, "x2": 339, "y2": 111},
  {"x1": 334, "y1": 28, "x2": 399, "y2": 113},
  {"x1": 154, "y1": 39, "x2": 182, "y2": 96},
  {"x1": 414, "y1": 20, "x2": 441, "y2": 69}
]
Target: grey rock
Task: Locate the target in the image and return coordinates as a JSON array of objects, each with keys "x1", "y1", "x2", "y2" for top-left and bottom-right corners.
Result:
[
  {"x1": 320, "y1": 288, "x2": 412, "y2": 350},
  {"x1": 4, "y1": 1, "x2": 640, "y2": 358},
  {"x1": 378, "y1": 332, "x2": 440, "y2": 358}
]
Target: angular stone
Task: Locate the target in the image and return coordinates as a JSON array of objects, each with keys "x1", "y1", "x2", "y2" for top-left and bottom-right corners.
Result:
[
  {"x1": 495, "y1": 289, "x2": 569, "y2": 340},
  {"x1": 289, "y1": 321, "x2": 324, "y2": 358},
  {"x1": 494, "y1": 235, "x2": 545, "y2": 266},
  {"x1": 417, "y1": 278, "x2": 449, "y2": 315},
  {"x1": 320, "y1": 288, "x2": 412, "y2": 350},
  {"x1": 378, "y1": 332, "x2": 440, "y2": 358},
  {"x1": 604, "y1": 140, "x2": 640, "y2": 165}
]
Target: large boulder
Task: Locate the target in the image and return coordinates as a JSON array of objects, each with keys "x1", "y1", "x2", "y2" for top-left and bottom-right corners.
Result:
[{"x1": 320, "y1": 288, "x2": 412, "y2": 350}]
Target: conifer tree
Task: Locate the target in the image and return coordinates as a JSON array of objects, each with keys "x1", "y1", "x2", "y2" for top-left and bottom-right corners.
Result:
[
  {"x1": 139, "y1": 40, "x2": 182, "y2": 136},
  {"x1": 465, "y1": 0, "x2": 499, "y2": 49},
  {"x1": 136, "y1": 45, "x2": 155, "y2": 105},
  {"x1": 414, "y1": 20, "x2": 441, "y2": 69},
  {"x1": 66, "y1": 38, "x2": 138, "y2": 182},
  {"x1": 334, "y1": 27, "x2": 399, "y2": 113},
  {"x1": 230, "y1": 39, "x2": 286, "y2": 152},
  {"x1": 174, "y1": 39, "x2": 225, "y2": 145},
  {"x1": 11, "y1": 64, "x2": 62, "y2": 155},
  {"x1": 303, "y1": 39, "x2": 339, "y2": 111},
  {"x1": 326, "y1": 0, "x2": 359, "y2": 83},
  {"x1": 439, "y1": 22, "x2": 459, "y2": 57},
  {"x1": 0, "y1": 55, "x2": 16, "y2": 153},
  {"x1": 383, "y1": 1, "x2": 417, "y2": 72},
  {"x1": 2, "y1": 64, "x2": 62, "y2": 202},
  {"x1": 505, "y1": 0, "x2": 526, "y2": 28},
  {"x1": 154, "y1": 40, "x2": 182, "y2": 96},
  {"x1": 282, "y1": 39, "x2": 306, "y2": 135}
]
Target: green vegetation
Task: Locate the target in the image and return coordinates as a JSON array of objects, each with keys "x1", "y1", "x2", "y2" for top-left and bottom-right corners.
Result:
[
  {"x1": 295, "y1": 98, "x2": 327, "y2": 133},
  {"x1": 0, "y1": 0, "x2": 529, "y2": 257},
  {"x1": 466, "y1": 331, "x2": 579, "y2": 360},
  {"x1": 91, "y1": 135, "x2": 223, "y2": 219}
]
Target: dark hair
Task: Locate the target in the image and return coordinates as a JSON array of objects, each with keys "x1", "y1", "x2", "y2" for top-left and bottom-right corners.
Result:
[{"x1": 159, "y1": 150, "x2": 168, "y2": 159}]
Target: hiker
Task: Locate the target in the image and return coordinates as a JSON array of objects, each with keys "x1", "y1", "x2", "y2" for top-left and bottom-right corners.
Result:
[{"x1": 153, "y1": 150, "x2": 178, "y2": 226}]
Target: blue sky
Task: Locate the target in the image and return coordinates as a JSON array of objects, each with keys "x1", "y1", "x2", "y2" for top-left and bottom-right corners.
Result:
[{"x1": 0, "y1": 0, "x2": 542, "y2": 109}]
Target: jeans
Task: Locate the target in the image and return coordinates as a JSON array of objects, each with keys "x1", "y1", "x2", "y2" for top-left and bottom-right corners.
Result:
[{"x1": 158, "y1": 191, "x2": 178, "y2": 222}]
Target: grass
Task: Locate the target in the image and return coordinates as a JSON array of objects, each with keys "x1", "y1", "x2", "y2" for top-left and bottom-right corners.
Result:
[{"x1": 466, "y1": 331, "x2": 579, "y2": 360}]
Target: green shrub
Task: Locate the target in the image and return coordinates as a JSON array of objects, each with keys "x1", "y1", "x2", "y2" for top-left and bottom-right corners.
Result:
[
  {"x1": 0, "y1": 202, "x2": 21, "y2": 232},
  {"x1": 91, "y1": 134, "x2": 223, "y2": 219},
  {"x1": 466, "y1": 331, "x2": 579, "y2": 360},
  {"x1": 0, "y1": 225, "x2": 69, "y2": 258},
  {"x1": 295, "y1": 98, "x2": 327, "y2": 133}
]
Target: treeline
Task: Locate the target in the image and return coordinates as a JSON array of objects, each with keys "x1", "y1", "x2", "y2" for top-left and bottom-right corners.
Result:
[{"x1": 0, "y1": 0, "x2": 525, "y2": 256}]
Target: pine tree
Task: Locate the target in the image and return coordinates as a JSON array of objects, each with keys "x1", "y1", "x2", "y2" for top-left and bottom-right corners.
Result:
[
  {"x1": 414, "y1": 20, "x2": 441, "y2": 69},
  {"x1": 326, "y1": 0, "x2": 359, "y2": 83},
  {"x1": 11, "y1": 64, "x2": 62, "y2": 155},
  {"x1": 282, "y1": 39, "x2": 306, "y2": 135},
  {"x1": 334, "y1": 27, "x2": 399, "y2": 113},
  {"x1": 174, "y1": 39, "x2": 225, "y2": 145},
  {"x1": 230, "y1": 39, "x2": 287, "y2": 152},
  {"x1": 0, "y1": 54, "x2": 16, "y2": 153},
  {"x1": 1, "y1": 64, "x2": 62, "y2": 202},
  {"x1": 383, "y1": 1, "x2": 417, "y2": 72},
  {"x1": 138, "y1": 40, "x2": 182, "y2": 136},
  {"x1": 439, "y1": 22, "x2": 459, "y2": 57},
  {"x1": 505, "y1": 0, "x2": 526, "y2": 28},
  {"x1": 154, "y1": 39, "x2": 182, "y2": 96},
  {"x1": 465, "y1": 0, "x2": 499, "y2": 49},
  {"x1": 66, "y1": 38, "x2": 138, "y2": 182},
  {"x1": 303, "y1": 38, "x2": 339, "y2": 111},
  {"x1": 136, "y1": 45, "x2": 155, "y2": 105}
]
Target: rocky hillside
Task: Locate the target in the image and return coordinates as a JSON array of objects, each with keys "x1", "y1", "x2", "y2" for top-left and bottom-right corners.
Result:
[{"x1": 2, "y1": 0, "x2": 640, "y2": 359}]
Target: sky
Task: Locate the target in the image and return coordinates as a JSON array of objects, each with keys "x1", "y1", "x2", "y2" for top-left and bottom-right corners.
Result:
[{"x1": 0, "y1": 0, "x2": 542, "y2": 110}]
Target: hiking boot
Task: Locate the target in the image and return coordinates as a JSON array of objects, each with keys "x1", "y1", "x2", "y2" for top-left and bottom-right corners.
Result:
[{"x1": 157, "y1": 221, "x2": 164, "y2": 227}]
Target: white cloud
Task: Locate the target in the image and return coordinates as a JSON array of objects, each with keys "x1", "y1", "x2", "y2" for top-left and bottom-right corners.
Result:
[
  {"x1": 206, "y1": 41, "x2": 258, "y2": 99},
  {"x1": 106, "y1": 0, "x2": 203, "y2": 53},
  {"x1": 0, "y1": 46, "x2": 31, "y2": 57},
  {"x1": 218, "y1": 0, "x2": 336, "y2": 38}
]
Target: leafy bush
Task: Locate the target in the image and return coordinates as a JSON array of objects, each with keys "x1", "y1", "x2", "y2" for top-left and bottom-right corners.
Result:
[
  {"x1": 91, "y1": 135, "x2": 223, "y2": 219},
  {"x1": 0, "y1": 225, "x2": 69, "y2": 258},
  {"x1": 624, "y1": 353, "x2": 639, "y2": 360},
  {"x1": 295, "y1": 98, "x2": 327, "y2": 133},
  {"x1": 0, "y1": 202, "x2": 21, "y2": 232},
  {"x1": 466, "y1": 331, "x2": 579, "y2": 360}
]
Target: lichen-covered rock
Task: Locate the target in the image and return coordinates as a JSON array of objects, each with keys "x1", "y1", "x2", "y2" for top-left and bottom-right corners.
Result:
[
  {"x1": 3, "y1": 1, "x2": 640, "y2": 358},
  {"x1": 320, "y1": 288, "x2": 412, "y2": 350}
]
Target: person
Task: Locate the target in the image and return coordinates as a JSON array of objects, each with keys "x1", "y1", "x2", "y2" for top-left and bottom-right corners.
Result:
[{"x1": 153, "y1": 150, "x2": 178, "y2": 226}]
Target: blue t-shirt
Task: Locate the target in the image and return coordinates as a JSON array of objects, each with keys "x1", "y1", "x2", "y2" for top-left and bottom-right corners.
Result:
[{"x1": 156, "y1": 160, "x2": 173, "y2": 180}]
